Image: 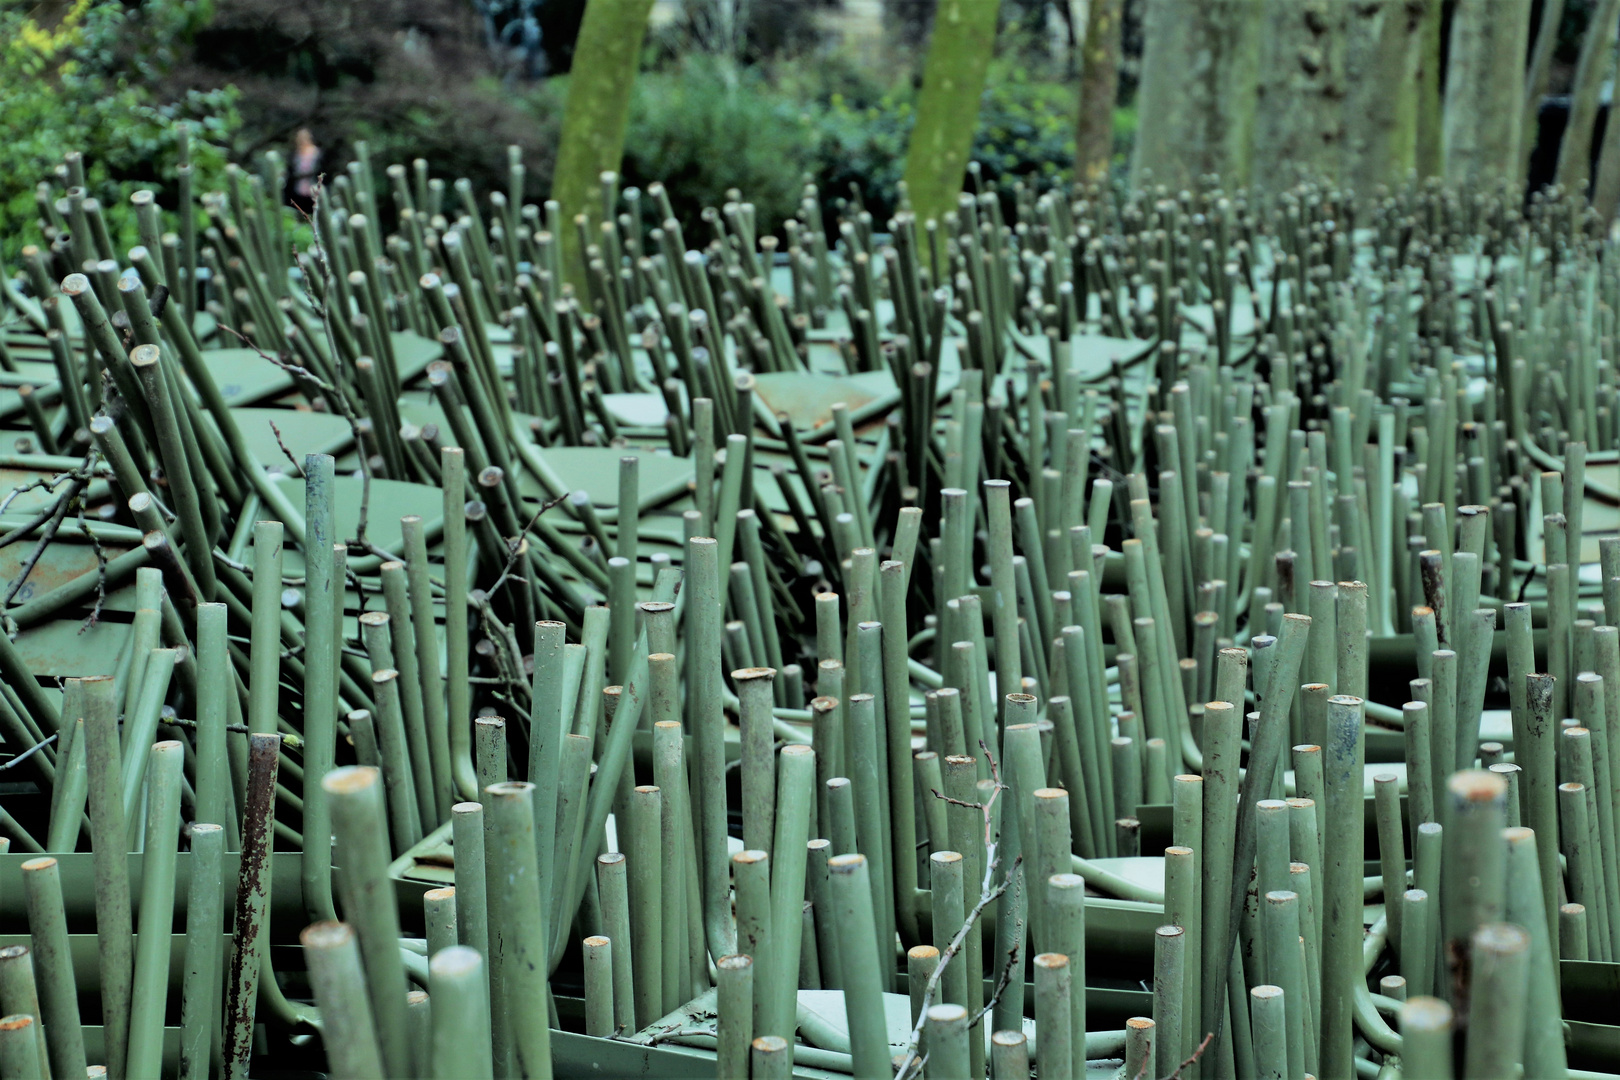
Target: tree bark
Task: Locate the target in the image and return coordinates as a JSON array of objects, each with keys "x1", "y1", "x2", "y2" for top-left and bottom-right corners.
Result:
[
  {"x1": 1556, "y1": 0, "x2": 1620, "y2": 196},
  {"x1": 1132, "y1": 0, "x2": 1264, "y2": 189},
  {"x1": 1442, "y1": 0, "x2": 1532, "y2": 188},
  {"x1": 551, "y1": 0, "x2": 657, "y2": 286},
  {"x1": 1592, "y1": 33, "x2": 1620, "y2": 215},
  {"x1": 1252, "y1": 0, "x2": 1345, "y2": 193},
  {"x1": 1075, "y1": 0, "x2": 1125, "y2": 184},
  {"x1": 1413, "y1": 0, "x2": 1443, "y2": 177},
  {"x1": 1342, "y1": 0, "x2": 1425, "y2": 194},
  {"x1": 1594, "y1": 117, "x2": 1620, "y2": 220},
  {"x1": 1521, "y1": 0, "x2": 1567, "y2": 179},
  {"x1": 903, "y1": 0, "x2": 1004, "y2": 222}
]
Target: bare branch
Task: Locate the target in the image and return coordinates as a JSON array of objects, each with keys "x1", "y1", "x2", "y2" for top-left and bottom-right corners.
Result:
[
  {"x1": 974, "y1": 942, "x2": 1021, "y2": 1029},
  {"x1": 1163, "y1": 1033, "x2": 1215, "y2": 1080},
  {"x1": 76, "y1": 504, "x2": 106, "y2": 633},
  {"x1": 219, "y1": 323, "x2": 336, "y2": 397},
  {"x1": 1, "y1": 451, "x2": 95, "y2": 631},
  {"x1": 487, "y1": 491, "x2": 569, "y2": 598},
  {"x1": 929, "y1": 790, "x2": 987, "y2": 812},
  {"x1": 469, "y1": 590, "x2": 529, "y2": 707},
  {"x1": 892, "y1": 742, "x2": 1017, "y2": 1080},
  {"x1": 267, "y1": 420, "x2": 304, "y2": 477}
]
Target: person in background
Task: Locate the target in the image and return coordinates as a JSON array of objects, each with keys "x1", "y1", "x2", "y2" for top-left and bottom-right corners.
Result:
[{"x1": 287, "y1": 128, "x2": 321, "y2": 214}]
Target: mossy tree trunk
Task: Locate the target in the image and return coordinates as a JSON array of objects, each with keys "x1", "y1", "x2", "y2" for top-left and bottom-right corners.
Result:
[
  {"x1": 551, "y1": 0, "x2": 656, "y2": 285},
  {"x1": 1132, "y1": 0, "x2": 1263, "y2": 190},
  {"x1": 1594, "y1": 111, "x2": 1620, "y2": 219},
  {"x1": 1075, "y1": 0, "x2": 1125, "y2": 185},
  {"x1": 1414, "y1": 0, "x2": 1443, "y2": 178},
  {"x1": 1342, "y1": 0, "x2": 1424, "y2": 194},
  {"x1": 1442, "y1": 0, "x2": 1532, "y2": 187},
  {"x1": 903, "y1": 0, "x2": 1004, "y2": 224},
  {"x1": 1591, "y1": 27, "x2": 1620, "y2": 216},
  {"x1": 1252, "y1": 0, "x2": 1345, "y2": 194},
  {"x1": 1521, "y1": 0, "x2": 1567, "y2": 179},
  {"x1": 1555, "y1": 0, "x2": 1620, "y2": 196}
]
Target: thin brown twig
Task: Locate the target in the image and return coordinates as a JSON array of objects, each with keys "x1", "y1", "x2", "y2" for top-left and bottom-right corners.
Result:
[
  {"x1": 220, "y1": 317, "x2": 381, "y2": 554},
  {"x1": 487, "y1": 491, "x2": 569, "y2": 598},
  {"x1": 213, "y1": 549, "x2": 308, "y2": 587},
  {"x1": 219, "y1": 323, "x2": 335, "y2": 396},
  {"x1": 10, "y1": 495, "x2": 74, "y2": 586},
  {"x1": 469, "y1": 592, "x2": 529, "y2": 706},
  {"x1": 0, "y1": 457, "x2": 99, "y2": 529},
  {"x1": 267, "y1": 420, "x2": 304, "y2": 477},
  {"x1": 291, "y1": 191, "x2": 391, "y2": 551},
  {"x1": 76, "y1": 504, "x2": 106, "y2": 633},
  {"x1": 0, "y1": 474, "x2": 66, "y2": 516},
  {"x1": 0, "y1": 501, "x2": 65, "y2": 551},
  {"x1": 974, "y1": 942, "x2": 1021, "y2": 1029},
  {"x1": 352, "y1": 443, "x2": 373, "y2": 549},
  {"x1": 977, "y1": 736, "x2": 1009, "y2": 854},
  {"x1": 158, "y1": 713, "x2": 304, "y2": 748},
  {"x1": 892, "y1": 741, "x2": 1014, "y2": 1080},
  {"x1": 1161, "y1": 1033, "x2": 1215, "y2": 1080},
  {"x1": 892, "y1": 857, "x2": 1017, "y2": 1080},
  {"x1": 2, "y1": 459, "x2": 91, "y2": 621}
]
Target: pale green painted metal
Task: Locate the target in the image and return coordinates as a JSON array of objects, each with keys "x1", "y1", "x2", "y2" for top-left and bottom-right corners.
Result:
[
  {"x1": 8, "y1": 141, "x2": 1620, "y2": 1080},
  {"x1": 301, "y1": 921, "x2": 387, "y2": 1080}
]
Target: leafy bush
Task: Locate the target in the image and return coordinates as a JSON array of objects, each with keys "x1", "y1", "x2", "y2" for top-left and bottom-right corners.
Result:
[
  {"x1": 969, "y1": 61, "x2": 1077, "y2": 191},
  {"x1": 578, "y1": 52, "x2": 1081, "y2": 237},
  {"x1": 812, "y1": 90, "x2": 912, "y2": 220},
  {"x1": 808, "y1": 56, "x2": 1077, "y2": 226},
  {"x1": 614, "y1": 57, "x2": 822, "y2": 237},
  {"x1": 0, "y1": 0, "x2": 239, "y2": 263}
]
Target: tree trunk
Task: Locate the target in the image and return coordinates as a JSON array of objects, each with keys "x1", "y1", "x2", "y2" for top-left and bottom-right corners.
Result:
[
  {"x1": 1592, "y1": 37, "x2": 1620, "y2": 216},
  {"x1": 551, "y1": 0, "x2": 656, "y2": 286},
  {"x1": 1555, "y1": 0, "x2": 1620, "y2": 196},
  {"x1": 1132, "y1": 0, "x2": 1264, "y2": 189},
  {"x1": 1075, "y1": 0, "x2": 1124, "y2": 184},
  {"x1": 1594, "y1": 117, "x2": 1620, "y2": 220},
  {"x1": 903, "y1": 0, "x2": 1004, "y2": 223},
  {"x1": 1252, "y1": 0, "x2": 1345, "y2": 193},
  {"x1": 1414, "y1": 0, "x2": 1443, "y2": 177},
  {"x1": 1342, "y1": 0, "x2": 1425, "y2": 194},
  {"x1": 1520, "y1": 0, "x2": 1566, "y2": 179},
  {"x1": 1442, "y1": 0, "x2": 1532, "y2": 188}
]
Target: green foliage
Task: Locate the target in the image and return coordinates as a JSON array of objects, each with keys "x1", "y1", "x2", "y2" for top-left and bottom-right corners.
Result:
[
  {"x1": 813, "y1": 92, "x2": 913, "y2": 218},
  {"x1": 0, "y1": 0, "x2": 239, "y2": 264},
  {"x1": 618, "y1": 58, "x2": 822, "y2": 236},
  {"x1": 603, "y1": 54, "x2": 1081, "y2": 236},
  {"x1": 814, "y1": 58, "x2": 1078, "y2": 224},
  {"x1": 969, "y1": 63, "x2": 1079, "y2": 189}
]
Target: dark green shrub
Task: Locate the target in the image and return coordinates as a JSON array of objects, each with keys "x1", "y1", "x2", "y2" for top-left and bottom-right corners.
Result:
[
  {"x1": 968, "y1": 61, "x2": 1077, "y2": 191},
  {"x1": 616, "y1": 57, "x2": 821, "y2": 237},
  {"x1": 810, "y1": 57, "x2": 1077, "y2": 226}
]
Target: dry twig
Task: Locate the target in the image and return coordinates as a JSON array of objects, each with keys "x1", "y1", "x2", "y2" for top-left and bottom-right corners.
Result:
[
  {"x1": 892, "y1": 740, "x2": 1014, "y2": 1080},
  {"x1": 1162, "y1": 1033, "x2": 1215, "y2": 1080}
]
